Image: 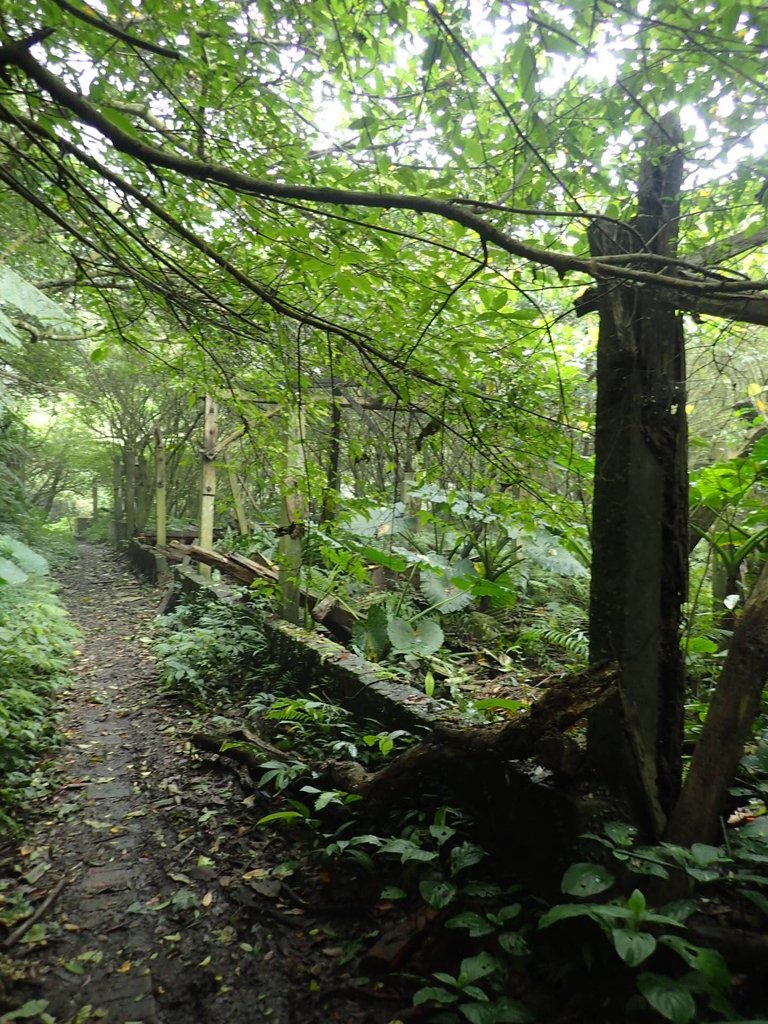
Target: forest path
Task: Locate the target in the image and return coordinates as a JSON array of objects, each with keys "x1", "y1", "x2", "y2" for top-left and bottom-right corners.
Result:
[{"x1": 0, "y1": 544, "x2": 392, "y2": 1024}]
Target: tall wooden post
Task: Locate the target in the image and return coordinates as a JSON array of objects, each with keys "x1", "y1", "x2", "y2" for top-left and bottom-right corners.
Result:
[
  {"x1": 91, "y1": 479, "x2": 98, "y2": 519},
  {"x1": 198, "y1": 395, "x2": 218, "y2": 577},
  {"x1": 112, "y1": 453, "x2": 124, "y2": 543},
  {"x1": 124, "y1": 448, "x2": 137, "y2": 538},
  {"x1": 320, "y1": 389, "x2": 342, "y2": 523},
  {"x1": 278, "y1": 406, "x2": 305, "y2": 624},
  {"x1": 155, "y1": 424, "x2": 167, "y2": 547},
  {"x1": 223, "y1": 454, "x2": 249, "y2": 536}
]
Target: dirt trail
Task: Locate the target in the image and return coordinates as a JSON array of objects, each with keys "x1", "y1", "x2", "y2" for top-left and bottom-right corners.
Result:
[{"x1": 0, "y1": 544, "x2": 399, "y2": 1024}]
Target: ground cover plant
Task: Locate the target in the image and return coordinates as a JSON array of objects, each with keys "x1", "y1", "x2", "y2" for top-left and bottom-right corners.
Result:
[
  {"x1": 151, "y1": 590, "x2": 768, "y2": 1024},
  {"x1": 0, "y1": 534, "x2": 79, "y2": 832}
]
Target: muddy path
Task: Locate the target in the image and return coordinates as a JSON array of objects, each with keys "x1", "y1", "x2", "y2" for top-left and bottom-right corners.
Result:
[{"x1": 0, "y1": 544, "x2": 405, "y2": 1024}]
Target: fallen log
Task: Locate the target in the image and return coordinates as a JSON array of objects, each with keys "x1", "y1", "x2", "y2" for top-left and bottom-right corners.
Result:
[
  {"x1": 157, "y1": 541, "x2": 356, "y2": 642},
  {"x1": 190, "y1": 662, "x2": 616, "y2": 826}
]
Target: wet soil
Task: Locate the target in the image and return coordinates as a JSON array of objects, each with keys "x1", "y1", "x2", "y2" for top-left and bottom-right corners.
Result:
[{"x1": 0, "y1": 544, "x2": 406, "y2": 1024}]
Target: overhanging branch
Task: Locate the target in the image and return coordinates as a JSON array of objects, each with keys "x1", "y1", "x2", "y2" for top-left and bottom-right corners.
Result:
[{"x1": 1, "y1": 30, "x2": 768, "y2": 326}]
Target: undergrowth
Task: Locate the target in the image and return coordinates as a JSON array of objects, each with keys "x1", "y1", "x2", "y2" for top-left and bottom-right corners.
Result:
[
  {"x1": 152, "y1": 596, "x2": 277, "y2": 701},
  {"x1": 151, "y1": 591, "x2": 768, "y2": 1024},
  {"x1": 0, "y1": 553, "x2": 79, "y2": 832}
]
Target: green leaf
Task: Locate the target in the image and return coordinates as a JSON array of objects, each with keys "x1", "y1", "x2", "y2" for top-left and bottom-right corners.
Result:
[
  {"x1": 626, "y1": 888, "x2": 646, "y2": 916},
  {"x1": 387, "y1": 616, "x2": 444, "y2": 656},
  {"x1": 419, "y1": 879, "x2": 457, "y2": 910},
  {"x1": 413, "y1": 986, "x2": 458, "y2": 1006},
  {"x1": 446, "y1": 911, "x2": 494, "y2": 937},
  {"x1": 637, "y1": 972, "x2": 696, "y2": 1024},
  {"x1": 352, "y1": 603, "x2": 390, "y2": 660},
  {"x1": 612, "y1": 928, "x2": 656, "y2": 966},
  {"x1": 256, "y1": 811, "x2": 304, "y2": 824},
  {"x1": 449, "y1": 841, "x2": 486, "y2": 876},
  {"x1": 561, "y1": 863, "x2": 615, "y2": 897},
  {"x1": 491, "y1": 997, "x2": 534, "y2": 1022},
  {"x1": 0, "y1": 556, "x2": 27, "y2": 585},
  {"x1": 380, "y1": 885, "x2": 407, "y2": 900},
  {"x1": 458, "y1": 951, "x2": 501, "y2": 984},
  {"x1": 0, "y1": 1000, "x2": 50, "y2": 1020},
  {"x1": 0, "y1": 536, "x2": 48, "y2": 576},
  {"x1": 458, "y1": 1003, "x2": 497, "y2": 1024}
]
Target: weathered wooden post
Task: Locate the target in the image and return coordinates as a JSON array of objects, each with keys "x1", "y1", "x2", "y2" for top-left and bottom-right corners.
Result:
[
  {"x1": 111, "y1": 452, "x2": 124, "y2": 543},
  {"x1": 155, "y1": 424, "x2": 167, "y2": 547},
  {"x1": 223, "y1": 453, "x2": 249, "y2": 536},
  {"x1": 198, "y1": 395, "x2": 218, "y2": 578},
  {"x1": 124, "y1": 448, "x2": 137, "y2": 538},
  {"x1": 278, "y1": 406, "x2": 305, "y2": 624},
  {"x1": 320, "y1": 388, "x2": 342, "y2": 523}
]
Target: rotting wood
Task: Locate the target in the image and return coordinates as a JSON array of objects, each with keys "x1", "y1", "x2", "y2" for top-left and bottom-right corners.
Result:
[
  {"x1": 190, "y1": 727, "x2": 286, "y2": 768},
  {"x1": 156, "y1": 540, "x2": 355, "y2": 641},
  {"x1": 190, "y1": 663, "x2": 617, "y2": 811},
  {"x1": 360, "y1": 904, "x2": 441, "y2": 973}
]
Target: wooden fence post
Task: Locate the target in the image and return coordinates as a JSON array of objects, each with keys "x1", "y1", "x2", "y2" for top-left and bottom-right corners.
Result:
[
  {"x1": 198, "y1": 395, "x2": 218, "y2": 577},
  {"x1": 124, "y1": 448, "x2": 137, "y2": 538},
  {"x1": 223, "y1": 453, "x2": 249, "y2": 536},
  {"x1": 155, "y1": 424, "x2": 167, "y2": 547},
  {"x1": 278, "y1": 406, "x2": 305, "y2": 624}
]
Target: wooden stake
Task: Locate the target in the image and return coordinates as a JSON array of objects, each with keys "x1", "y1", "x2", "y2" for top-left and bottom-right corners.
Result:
[
  {"x1": 223, "y1": 453, "x2": 249, "y2": 536},
  {"x1": 112, "y1": 453, "x2": 123, "y2": 542},
  {"x1": 155, "y1": 423, "x2": 167, "y2": 547},
  {"x1": 198, "y1": 395, "x2": 218, "y2": 577},
  {"x1": 278, "y1": 406, "x2": 305, "y2": 624},
  {"x1": 124, "y1": 448, "x2": 137, "y2": 538}
]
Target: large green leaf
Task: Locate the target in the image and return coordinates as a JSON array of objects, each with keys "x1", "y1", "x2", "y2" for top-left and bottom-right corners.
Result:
[
  {"x1": 0, "y1": 266, "x2": 73, "y2": 328},
  {"x1": 0, "y1": 556, "x2": 27, "y2": 585},
  {"x1": 387, "y1": 616, "x2": 444, "y2": 656},
  {"x1": 420, "y1": 557, "x2": 477, "y2": 613},
  {"x1": 0, "y1": 536, "x2": 48, "y2": 576},
  {"x1": 637, "y1": 973, "x2": 696, "y2": 1024},
  {"x1": 612, "y1": 928, "x2": 656, "y2": 966},
  {"x1": 560, "y1": 862, "x2": 615, "y2": 897}
]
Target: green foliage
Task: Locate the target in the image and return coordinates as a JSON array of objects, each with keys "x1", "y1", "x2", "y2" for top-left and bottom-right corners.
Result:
[
  {"x1": 536, "y1": 821, "x2": 768, "y2": 1022},
  {"x1": 0, "y1": 573, "x2": 79, "y2": 830},
  {"x1": 152, "y1": 597, "x2": 272, "y2": 700},
  {"x1": 0, "y1": 533, "x2": 49, "y2": 585}
]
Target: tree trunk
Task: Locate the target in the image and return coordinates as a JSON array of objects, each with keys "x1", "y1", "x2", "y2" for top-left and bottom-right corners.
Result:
[
  {"x1": 41, "y1": 465, "x2": 63, "y2": 518},
  {"x1": 586, "y1": 116, "x2": 688, "y2": 833},
  {"x1": 667, "y1": 556, "x2": 768, "y2": 845}
]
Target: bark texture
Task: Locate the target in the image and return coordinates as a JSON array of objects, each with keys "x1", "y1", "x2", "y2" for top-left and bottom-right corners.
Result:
[
  {"x1": 587, "y1": 116, "x2": 688, "y2": 832},
  {"x1": 666, "y1": 557, "x2": 768, "y2": 845}
]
